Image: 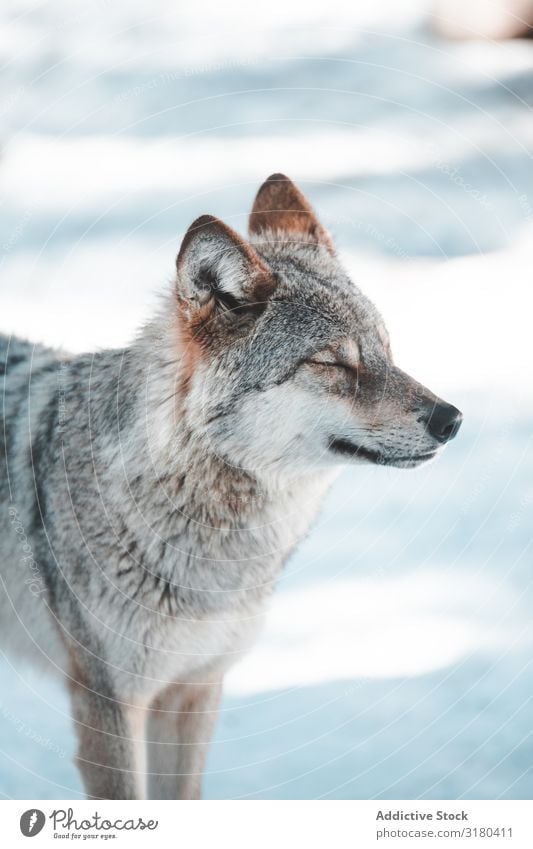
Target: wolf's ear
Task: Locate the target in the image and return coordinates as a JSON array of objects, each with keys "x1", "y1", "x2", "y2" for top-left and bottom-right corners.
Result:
[
  {"x1": 176, "y1": 215, "x2": 275, "y2": 322},
  {"x1": 249, "y1": 173, "x2": 334, "y2": 254}
]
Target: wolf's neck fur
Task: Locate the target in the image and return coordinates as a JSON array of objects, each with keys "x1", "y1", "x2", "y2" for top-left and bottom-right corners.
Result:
[{"x1": 85, "y1": 305, "x2": 332, "y2": 606}]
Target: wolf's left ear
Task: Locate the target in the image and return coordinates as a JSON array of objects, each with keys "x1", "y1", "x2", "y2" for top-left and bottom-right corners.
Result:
[
  {"x1": 249, "y1": 173, "x2": 334, "y2": 254},
  {"x1": 176, "y1": 215, "x2": 275, "y2": 321}
]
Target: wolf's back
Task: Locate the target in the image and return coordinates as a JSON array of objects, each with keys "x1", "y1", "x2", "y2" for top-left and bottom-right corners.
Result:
[{"x1": 0, "y1": 334, "x2": 69, "y2": 673}]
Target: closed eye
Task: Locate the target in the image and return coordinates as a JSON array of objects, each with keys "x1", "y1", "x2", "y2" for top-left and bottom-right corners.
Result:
[{"x1": 306, "y1": 359, "x2": 355, "y2": 372}]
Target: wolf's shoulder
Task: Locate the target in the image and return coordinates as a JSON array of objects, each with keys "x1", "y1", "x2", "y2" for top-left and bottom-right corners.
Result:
[
  {"x1": 0, "y1": 333, "x2": 63, "y2": 374},
  {"x1": 0, "y1": 334, "x2": 69, "y2": 458}
]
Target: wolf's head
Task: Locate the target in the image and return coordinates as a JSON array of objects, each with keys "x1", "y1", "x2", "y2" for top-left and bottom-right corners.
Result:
[{"x1": 171, "y1": 174, "x2": 462, "y2": 479}]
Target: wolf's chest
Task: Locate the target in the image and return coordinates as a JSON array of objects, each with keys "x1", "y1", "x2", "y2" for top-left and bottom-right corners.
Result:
[{"x1": 122, "y1": 607, "x2": 263, "y2": 701}]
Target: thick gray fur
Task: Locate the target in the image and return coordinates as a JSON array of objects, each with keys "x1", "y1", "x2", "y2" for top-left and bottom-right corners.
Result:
[{"x1": 0, "y1": 175, "x2": 461, "y2": 798}]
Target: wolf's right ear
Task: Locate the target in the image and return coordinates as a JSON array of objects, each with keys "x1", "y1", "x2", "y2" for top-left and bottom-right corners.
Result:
[{"x1": 175, "y1": 215, "x2": 275, "y2": 323}]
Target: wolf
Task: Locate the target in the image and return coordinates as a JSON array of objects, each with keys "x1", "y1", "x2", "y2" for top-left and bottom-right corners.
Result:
[{"x1": 0, "y1": 174, "x2": 462, "y2": 799}]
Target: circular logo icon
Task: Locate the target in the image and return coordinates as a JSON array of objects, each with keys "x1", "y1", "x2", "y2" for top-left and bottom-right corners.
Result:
[{"x1": 20, "y1": 809, "x2": 46, "y2": 837}]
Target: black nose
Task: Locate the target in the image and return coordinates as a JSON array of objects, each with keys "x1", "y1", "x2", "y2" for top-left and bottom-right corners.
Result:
[{"x1": 425, "y1": 402, "x2": 463, "y2": 443}]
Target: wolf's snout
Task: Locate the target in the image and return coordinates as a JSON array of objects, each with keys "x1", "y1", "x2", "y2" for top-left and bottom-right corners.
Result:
[{"x1": 422, "y1": 401, "x2": 463, "y2": 444}]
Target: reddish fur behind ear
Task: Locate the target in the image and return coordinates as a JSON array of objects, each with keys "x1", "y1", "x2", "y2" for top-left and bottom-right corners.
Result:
[
  {"x1": 174, "y1": 215, "x2": 277, "y2": 371},
  {"x1": 249, "y1": 173, "x2": 334, "y2": 253}
]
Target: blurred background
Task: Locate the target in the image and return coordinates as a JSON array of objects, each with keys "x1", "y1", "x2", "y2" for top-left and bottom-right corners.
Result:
[{"x1": 1, "y1": 0, "x2": 532, "y2": 799}]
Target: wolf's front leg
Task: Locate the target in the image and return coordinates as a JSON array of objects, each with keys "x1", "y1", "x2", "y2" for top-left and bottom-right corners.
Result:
[
  {"x1": 68, "y1": 674, "x2": 147, "y2": 800},
  {"x1": 146, "y1": 680, "x2": 222, "y2": 799}
]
